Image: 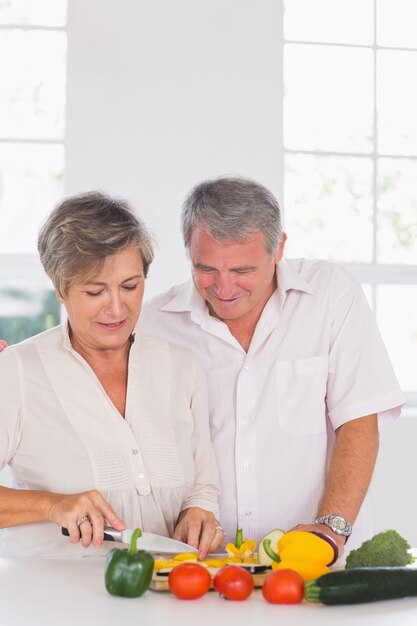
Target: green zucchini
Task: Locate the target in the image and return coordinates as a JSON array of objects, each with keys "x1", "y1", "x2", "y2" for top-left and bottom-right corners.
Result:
[{"x1": 305, "y1": 567, "x2": 417, "y2": 605}]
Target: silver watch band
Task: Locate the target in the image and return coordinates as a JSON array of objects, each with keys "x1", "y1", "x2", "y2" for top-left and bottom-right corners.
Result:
[{"x1": 314, "y1": 514, "x2": 353, "y2": 538}]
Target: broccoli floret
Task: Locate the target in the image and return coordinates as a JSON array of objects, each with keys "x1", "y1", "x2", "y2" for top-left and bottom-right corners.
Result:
[{"x1": 346, "y1": 530, "x2": 415, "y2": 568}]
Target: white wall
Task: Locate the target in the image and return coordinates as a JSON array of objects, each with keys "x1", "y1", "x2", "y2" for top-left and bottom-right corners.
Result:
[
  {"x1": 65, "y1": 0, "x2": 284, "y2": 299},
  {"x1": 370, "y1": 418, "x2": 417, "y2": 541},
  {"x1": 2, "y1": 0, "x2": 413, "y2": 548}
]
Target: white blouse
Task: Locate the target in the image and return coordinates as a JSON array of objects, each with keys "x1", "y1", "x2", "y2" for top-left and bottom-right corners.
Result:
[{"x1": 0, "y1": 325, "x2": 219, "y2": 557}]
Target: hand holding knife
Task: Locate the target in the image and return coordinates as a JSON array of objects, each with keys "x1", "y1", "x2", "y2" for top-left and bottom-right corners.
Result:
[{"x1": 62, "y1": 525, "x2": 199, "y2": 554}]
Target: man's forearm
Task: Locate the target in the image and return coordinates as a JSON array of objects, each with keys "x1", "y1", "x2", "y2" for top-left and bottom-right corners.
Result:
[{"x1": 317, "y1": 413, "x2": 379, "y2": 523}]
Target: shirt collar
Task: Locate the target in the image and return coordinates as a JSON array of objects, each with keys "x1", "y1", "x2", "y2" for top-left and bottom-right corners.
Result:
[
  {"x1": 60, "y1": 320, "x2": 72, "y2": 350},
  {"x1": 276, "y1": 258, "x2": 314, "y2": 309},
  {"x1": 160, "y1": 280, "x2": 204, "y2": 315},
  {"x1": 159, "y1": 258, "x2": 314, "y2": 315}
]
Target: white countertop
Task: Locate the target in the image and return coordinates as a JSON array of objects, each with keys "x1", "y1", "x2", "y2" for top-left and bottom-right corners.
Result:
[{"x1": 2, "y1": 557, "x2": 417, "y2": 626}]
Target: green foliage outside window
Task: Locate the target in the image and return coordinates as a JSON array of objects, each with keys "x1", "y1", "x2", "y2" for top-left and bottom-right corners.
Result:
[{"x1": 0, "y1": 290, "x2": 60, "y2": 345}]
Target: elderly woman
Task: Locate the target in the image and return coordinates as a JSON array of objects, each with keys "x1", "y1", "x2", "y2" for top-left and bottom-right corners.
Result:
[{"x1": 0, "y1": 192, "x2": 222, "y2": 557}]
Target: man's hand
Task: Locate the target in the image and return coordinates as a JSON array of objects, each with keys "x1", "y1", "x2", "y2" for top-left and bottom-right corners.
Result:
[
  {"x1": 0, "y1": 340, "x2": 8, "y2": 352},
  {"x1": 173, "y1": 507, "x2": 224, "y2": 559},
  {"x1": 289, "y1": 522, "x2": 347, "y2": 558}
]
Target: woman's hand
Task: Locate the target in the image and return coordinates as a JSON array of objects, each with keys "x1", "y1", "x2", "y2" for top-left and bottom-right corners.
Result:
[
  {"x1": 173, "y1": 507, "x2": 224, "y2": 559},
  {"x1": 46, "y1": 489, "x2": 125, "y2": 549},
  {"x1": 0, "y1": 340, "x2": 8, "y2": 352}
]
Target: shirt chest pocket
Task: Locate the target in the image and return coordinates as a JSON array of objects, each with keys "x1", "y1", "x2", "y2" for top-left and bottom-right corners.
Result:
[{"x1": 276, "y1": 356, "x2": 328, "y2": 435}]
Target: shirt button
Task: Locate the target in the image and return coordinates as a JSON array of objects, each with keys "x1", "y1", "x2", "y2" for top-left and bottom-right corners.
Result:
[
  {"x1": 242, "y1": 461, "x2": 250, "y2": 468},
  {"x1": 243, "y1": 414, "x2": 251, "y2": 420},
  {"x1": 245, "y1": 511, "x2": 252, "y2": 517},
  {"x1": 132, "y1": 449, "x2": 138, "y2": 455},
  {"x1": 242, "y1": 365, "x2": 250, "y2": 372},
  {"x1": 138, "y1": 472, "x2": 145, "y2": 479}
]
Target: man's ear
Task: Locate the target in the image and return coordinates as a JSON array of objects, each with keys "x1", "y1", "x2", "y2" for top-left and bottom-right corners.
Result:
[{"x1": 274, "y1": 232, "x2": 287, "y2": 264}]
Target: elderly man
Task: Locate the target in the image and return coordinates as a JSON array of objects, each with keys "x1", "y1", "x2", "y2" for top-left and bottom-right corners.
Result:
[{"x1": 139, "y1": 176, "x2": 404, "y2": 555}]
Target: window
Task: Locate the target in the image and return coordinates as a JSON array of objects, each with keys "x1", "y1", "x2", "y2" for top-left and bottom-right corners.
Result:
[
  {"x1": 0, "y1": 0, "x2": 67, "y2": 342},
  {"x1": 283, "y1": 0, "x2": 417, "y2": 411}
]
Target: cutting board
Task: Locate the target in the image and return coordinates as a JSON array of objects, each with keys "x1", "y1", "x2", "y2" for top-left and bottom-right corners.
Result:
[{"x1": 150, "y1": 565, "x2": 271, "y2": 592}]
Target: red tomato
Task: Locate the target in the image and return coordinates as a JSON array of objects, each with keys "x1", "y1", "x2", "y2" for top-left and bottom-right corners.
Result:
[
  {"x1": 262, "y1": 569, "x2": 304, "y2": 604},
  {"x1": 213, "y1": 565, "x2": 254, "y2": 601},
  {"x1": 168, "y1": 563, "x2": 211, "y2": 600}
]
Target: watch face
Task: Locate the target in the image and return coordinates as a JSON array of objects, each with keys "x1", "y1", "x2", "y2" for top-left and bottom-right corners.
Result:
[{"x1": 331, "y1": 515, "x2": 347, "y2": 531}]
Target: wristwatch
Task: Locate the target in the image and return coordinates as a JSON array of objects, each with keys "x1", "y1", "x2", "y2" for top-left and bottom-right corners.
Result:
[{"x1": 314, "y1": 514, "x2": 353, "y2": 539}]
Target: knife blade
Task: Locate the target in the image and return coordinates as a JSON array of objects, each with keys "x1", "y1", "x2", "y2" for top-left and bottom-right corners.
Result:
[{"x1": 61, "y1": 526, "x2": 199, "y2": 554}]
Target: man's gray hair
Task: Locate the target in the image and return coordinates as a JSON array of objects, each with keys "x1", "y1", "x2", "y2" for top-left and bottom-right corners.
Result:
[
  {"x1": 38, "y1": 191, "x2": 154, "y2": 296},
  {"x1": 181, "y1": 176, "x2": 283, "y2": 256}
]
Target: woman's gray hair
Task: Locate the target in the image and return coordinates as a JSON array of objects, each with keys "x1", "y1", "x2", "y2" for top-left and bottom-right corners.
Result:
[
  {"x1": 38, "y1": 191, "x2": 154, "y2": 296},
  {"x1": 181, "y1": 176, "x2": 283, "y2": 256}
]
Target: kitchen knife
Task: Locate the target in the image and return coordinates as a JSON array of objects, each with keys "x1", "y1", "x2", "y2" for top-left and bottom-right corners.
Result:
[{"x1": 61, "y1": 526, "x2": 199, "y2": 554}]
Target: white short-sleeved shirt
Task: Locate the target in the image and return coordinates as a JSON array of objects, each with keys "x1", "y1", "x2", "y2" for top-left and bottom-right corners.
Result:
[
  {"x1": 0, "y1": 325, "x2": 219, "y2": 557},
  {"x1": 140, "y1": 258, "x2": 405, "y2": 550}
]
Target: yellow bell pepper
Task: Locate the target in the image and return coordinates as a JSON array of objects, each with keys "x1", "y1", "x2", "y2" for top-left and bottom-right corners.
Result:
[
  {"x1": 153, "y1": 558, "x2": 179, "y2": 570},
  {"x1": 153, "y1": 553, "x2": 203, "y2": 571},
  {"x1": 225, "y1": 527, "x2": 256, "y2": 562},
  {"x1": 172, "y1": 553, "x2": 198, "y2": 561},
  {"x1": 225, "y1": 540, "x2": 257, "y2": 560},
  {"x1": 277, "y1": 531, "x2": 334, "y2": 565},
  {"x1": 204, "y1": 558, "x2": 228, "y2": 568},
  {"x1": 223, "y1": 555, "x2": 244, "y2": 564},
  {"x1": 262, "y1": 530, "x2": 335, "y2": 582},
  {"x1": 243, "y1": 556, "x2": 257, "y2": 564},
  {"x1": 154, "y1": 528, "x2": 258, "y2": 572},
  {"x1": 271, "y1": 560, "x2": 331, "y2": 582}
]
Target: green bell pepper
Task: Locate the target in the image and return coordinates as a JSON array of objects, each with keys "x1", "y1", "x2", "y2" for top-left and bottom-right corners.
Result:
[{"x1": 105, "y1": 528, "x2": 154, "y2": 598}]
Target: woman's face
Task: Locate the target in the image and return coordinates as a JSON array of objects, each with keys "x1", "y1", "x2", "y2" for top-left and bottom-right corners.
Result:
[{"x1": 62, "y1": 246, "x2": 145, "y2": 353}]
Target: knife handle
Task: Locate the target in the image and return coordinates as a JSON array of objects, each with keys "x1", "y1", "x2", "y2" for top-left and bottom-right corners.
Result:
[{"x1": 61, "y1": 526, "x2": 119, "y2": 541}]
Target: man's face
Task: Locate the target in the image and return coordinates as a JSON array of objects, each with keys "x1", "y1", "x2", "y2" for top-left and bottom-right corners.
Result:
[{"x1": 189, "y1": 226, "x2": 287, "y2": 322}]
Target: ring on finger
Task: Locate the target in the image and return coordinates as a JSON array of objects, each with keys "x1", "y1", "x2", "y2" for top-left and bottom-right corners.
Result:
[
  {"x1": 215, "y1": 525, "x2": 225, "y2": 533},
  {"x1": 76, "y1": 515, "x2": 90, "y2": 528}
]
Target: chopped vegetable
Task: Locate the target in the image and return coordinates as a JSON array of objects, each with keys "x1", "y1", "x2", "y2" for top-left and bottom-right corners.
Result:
[
  {"x1": 225, "y1": 528, "x2": 256, "y2": 562},
  {"x1": 271, "y1": 559, "x2": 330, "y2": 581},
  {"x1": 257, "y1": 528, "x2": 285, "y2": 566},
  {"x1": 105, "y1": 528, "x2": 154, "y2": 598},
  {"x1": 345, "y1": 529, "x2": 415, "y2": 568},
  {"x1": 262, "y1": 530, "x2": 333, "y2": 581},
  {"x1": 309, "y1": 531, "x2": 339, "y2": 565},
  {"x1": 305, "y1": 567, "x2": 417, "y2": 605},
  {"x1": 172, "y1": 552, "x2": 198, "y2": 562}
]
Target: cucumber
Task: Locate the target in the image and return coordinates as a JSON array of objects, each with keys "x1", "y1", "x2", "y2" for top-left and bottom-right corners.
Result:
[{"x1": 305, "y1": 567, "x2": 417, "y2": 605}]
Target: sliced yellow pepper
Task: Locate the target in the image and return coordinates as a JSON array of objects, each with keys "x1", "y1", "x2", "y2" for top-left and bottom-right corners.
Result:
[
  {"x1": 204, "y1": 558, "x2": 228, "y2": 568},
  {"x1": 224, "y1": 556, "x2": 245, "y2": 564},
  {"x1": 153, "y1": 559, "x2": 179, "y2": 570},
  {"x1": 225, "y1": 540, "x2": 257, "y2": 561},
  {"x1": 243, "y1": 556, "x2": 257, "y2": 564},
  {"x1": 173, "y1": 553, "x2": 198, "y2": 561},
  {"x1": 153, "y1": 528, "x2": 258, "y2": 573}
]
